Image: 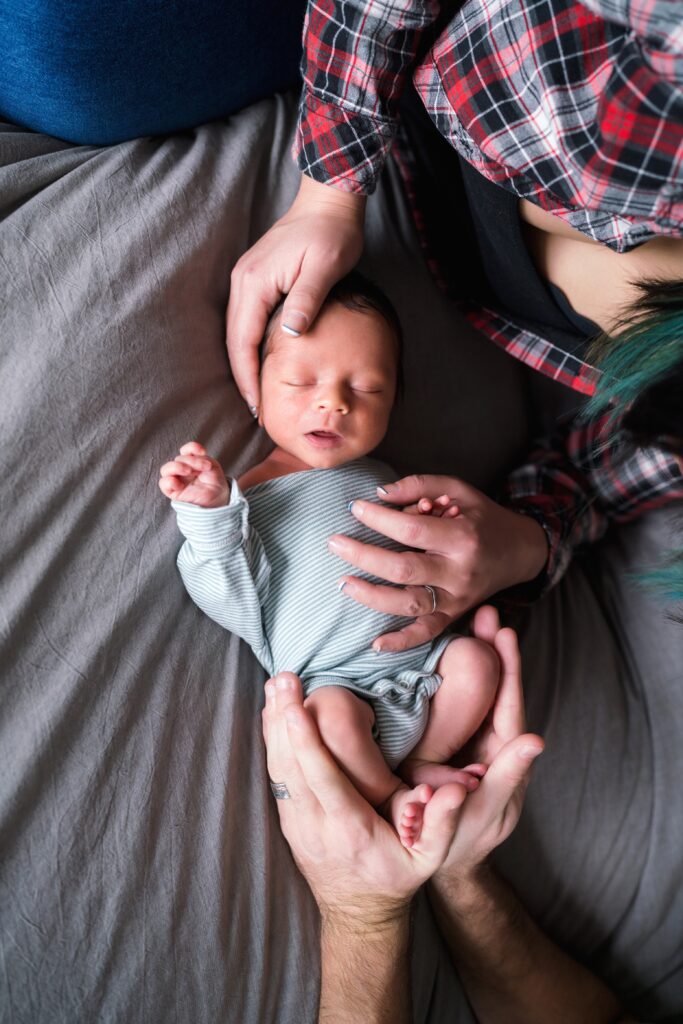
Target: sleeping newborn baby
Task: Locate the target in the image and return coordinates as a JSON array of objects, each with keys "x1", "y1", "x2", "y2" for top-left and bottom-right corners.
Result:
[{"x1": 159, "y1": 272, "x2": 499, "y2": 845}]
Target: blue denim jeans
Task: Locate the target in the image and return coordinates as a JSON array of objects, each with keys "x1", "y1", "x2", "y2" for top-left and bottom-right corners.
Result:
[{"x1": 0, "y1": 1, "x2": 306, "y2": 144}]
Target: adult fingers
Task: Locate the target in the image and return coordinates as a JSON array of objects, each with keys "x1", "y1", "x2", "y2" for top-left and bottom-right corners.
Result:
[
  {"x1": 284, "y1": 697, "x2": 368, "y2": 820},
  {"x1": 263, "y1": 676, "x2": 300, "y2": 777},
  {"x1": 467, "y1": 733, "x2": 544, "y2": 832},
  {"x1": 491, "y1": 627, "x2": 526, "y2": 740},
  {"x1": 328, "y1": 535, "x2": 451, "y2": 590},
  {"x1": 226, "y1": 250, "x2": 353, "y2": 410},
  {"x1": 338, "y1": 577, "x2": 449, "y2": 620},
  {"x1": 348, "y1": 500, "x2": 459, "y2": 556},
  {"x1": 435, "y1": 735, "x2": 543, "y2": 877},
  {"x1": 226, "y1": 178, "x2": 364, "y2": 410},
  {"x1": 470, "y1": 604, "x2": 500, "y2": 644},
  {"x1": 263, "y1": 675, "x2": 317, "y2": 815},
  {"x1": 377, "y1": 474, "x2": 479, "y2": 509},
  {"x1": 372, "y1": 614, "x2": 453, "y2": 654},
  {"x1": 279, "y1": 249, "x2": 352, "y2": 339},
  {"x1": 226, "y1": 270, "x2": 282, "y2": 411}
]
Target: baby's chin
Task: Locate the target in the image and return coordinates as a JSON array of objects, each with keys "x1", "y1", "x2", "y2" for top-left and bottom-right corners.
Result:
[
  {"x1": 288, "y1": 435, "x2": 374, "y2": 471},
  {"x1": 298, "y1": 449, "x2": 366, "y2": 471}
]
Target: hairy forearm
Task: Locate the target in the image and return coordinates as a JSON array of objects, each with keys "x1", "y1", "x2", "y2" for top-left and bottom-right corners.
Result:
[
  {"x1": 319, "y1": 909, "x2": 412, "y2": 1024},
  {"x1": 430, "y1": 866, "x2": 626, "y2": 1024}
]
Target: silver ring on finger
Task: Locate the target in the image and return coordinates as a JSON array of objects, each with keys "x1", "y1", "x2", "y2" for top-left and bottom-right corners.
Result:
[
  {"x1": 423, "y1": 585, "x2": 438, "y2": 615},
  {"x1": 269, "y1": 780, "x2": 291, "y2": 800}
]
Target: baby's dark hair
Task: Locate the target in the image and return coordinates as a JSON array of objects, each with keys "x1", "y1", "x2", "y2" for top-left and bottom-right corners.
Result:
[{"x1": 261, "y1": 270, "x2": 404, "y2": 396}]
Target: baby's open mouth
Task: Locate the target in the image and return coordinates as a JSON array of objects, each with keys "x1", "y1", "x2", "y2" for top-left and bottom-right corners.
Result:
[{"x1": 305, "y1": 430, "x2": 344, "y2": 449}]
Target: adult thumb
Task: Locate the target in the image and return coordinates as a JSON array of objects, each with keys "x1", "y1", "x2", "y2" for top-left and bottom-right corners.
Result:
[
  {"x1": 280, "y1": 254, "x2": 356, "y2": 337},
  {"x1": 481, "y1": 734, "x2": 544, "y2": 812},
  {"x1": 379, "y1": 474, "x2": 473, "y2": 507}
]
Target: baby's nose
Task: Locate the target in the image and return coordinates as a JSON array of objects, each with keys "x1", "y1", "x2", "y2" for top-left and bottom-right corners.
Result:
[{"x1": 317, "y1": 387, "x2": 349, "y2": 415}]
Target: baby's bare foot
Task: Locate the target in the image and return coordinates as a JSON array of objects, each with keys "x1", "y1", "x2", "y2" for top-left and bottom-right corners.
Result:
[
  {"x1": 402, "y1": 759, "x2": 486, "y2": 792},
  {"x1": 387, "y1": 783, "x2": 433, "y2": 848}
]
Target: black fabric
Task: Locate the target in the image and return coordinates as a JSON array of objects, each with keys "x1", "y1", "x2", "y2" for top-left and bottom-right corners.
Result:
[
  {"x1": 547, "y1": 282, "x2": 602, "y2": 337},
  {"x1": 398, "y1": 87, "x2": 600, "y2": 357}
]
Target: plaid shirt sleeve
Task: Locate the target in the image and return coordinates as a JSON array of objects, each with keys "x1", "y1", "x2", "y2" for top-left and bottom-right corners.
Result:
[
  {"x1": 500, "y1": 411, "x2": 683, "y2": 596},
  {"x1": 297, "y1": 0, "x2": 683, "y2": 245},
  {"x1": 295, "y1": 0, "x2": 439, "y2": 193}
]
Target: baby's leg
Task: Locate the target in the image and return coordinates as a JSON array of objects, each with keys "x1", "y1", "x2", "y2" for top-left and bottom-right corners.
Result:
[
  {"x1": 401, "y1": 636, "x2": 500, "y2": 790},
  {"x1": 304, "y1": 686, "x2": 432, "y2": 846}
]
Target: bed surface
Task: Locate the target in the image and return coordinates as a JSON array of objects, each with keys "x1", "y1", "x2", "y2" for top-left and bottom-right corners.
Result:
[{"x1": 1, "y1": 92, "x2": 682, "y2": 1022}]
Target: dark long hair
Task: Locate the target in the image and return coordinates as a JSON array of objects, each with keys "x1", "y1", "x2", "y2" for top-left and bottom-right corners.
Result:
[{"x1": 586, "y1": 280, "x2": 683, "y2": 605}]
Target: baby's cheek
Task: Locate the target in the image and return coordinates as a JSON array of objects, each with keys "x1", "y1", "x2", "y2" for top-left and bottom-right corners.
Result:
[
  {"x1": 369, "y1": 406, "x2": 393, "y2": 439},
  {"x1": 261, "y1": 395, "x2": 300, "y2": 445}
]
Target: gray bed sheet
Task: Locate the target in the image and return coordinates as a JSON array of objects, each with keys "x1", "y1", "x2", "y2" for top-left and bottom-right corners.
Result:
[{"x1": 1, "y1": 91, "x2": 682, "y2": 1023}]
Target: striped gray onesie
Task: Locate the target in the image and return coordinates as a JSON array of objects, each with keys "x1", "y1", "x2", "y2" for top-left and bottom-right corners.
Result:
[{"x1": 172, "y1": 457, "x2": 451, "y2": 768}]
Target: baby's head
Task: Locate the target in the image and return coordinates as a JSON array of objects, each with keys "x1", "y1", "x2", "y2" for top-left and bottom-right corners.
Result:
[{"x1": 258, "y1": 271, "x2": 403, "y2": 470}]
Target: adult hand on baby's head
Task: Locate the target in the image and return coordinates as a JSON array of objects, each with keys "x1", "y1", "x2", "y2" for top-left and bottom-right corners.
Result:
[
  {"x1": 334, "y1": 474, "x2": 549, "y2": 653},
  {"x1": 158, "y1": 441, "x2": 229, "y2": 508},
  {"x1": 262, "y1": 673, "x2": 468, "y2": 919},
  {"x1": 226, "y1": 174, "x2": 366, "y2": 414}
]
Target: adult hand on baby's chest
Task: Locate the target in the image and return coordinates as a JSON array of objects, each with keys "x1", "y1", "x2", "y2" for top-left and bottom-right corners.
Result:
[{"x1": 328, "y1": 474, "x2": 549, "y2": 653}]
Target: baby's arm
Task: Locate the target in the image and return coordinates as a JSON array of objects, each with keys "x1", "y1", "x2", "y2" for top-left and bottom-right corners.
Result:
[{"x1": 160, "y1": 441, "x2": 272, "y2": 667}]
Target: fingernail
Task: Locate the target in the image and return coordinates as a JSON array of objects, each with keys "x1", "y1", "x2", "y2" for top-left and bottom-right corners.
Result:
[
  {"x1": 282, "y1": 310, "x2": 308, "y2": 336},
  {"x1": 276, "y1": 675, "x2": 294, "y2": 690},
  {"x1": 519, "y1": 745, "x2": 543, "y2": 761},
  {"x1": 249, "y1": 405, "x2": 258, "y2": 419},
  {"x1": 377, "y1": 485, "x2": 388, "y2": 496},
  {"x1": 372, "y1": 643, "x2": 383, "y2": 654},
  {"x1": 338, "y1": 580, "x2": 347, "y2": 593},
  {"x1": 328, "y1": 537, "x2": 344, "y2": 553},
  {"x1": 378, "y1": 482, "x2": 393, "y2": 494},
  {"x1": 349, "y1": 500, "x2": 362, "y2": 517}
]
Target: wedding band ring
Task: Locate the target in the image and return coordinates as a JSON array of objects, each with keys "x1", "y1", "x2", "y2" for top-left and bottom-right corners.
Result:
[
  {"x1": 423, "y1": 585, "x2": 438, "y2": 614},
  {"x1": 269, "y1": 780, "x2": 291, "y2": 800}
]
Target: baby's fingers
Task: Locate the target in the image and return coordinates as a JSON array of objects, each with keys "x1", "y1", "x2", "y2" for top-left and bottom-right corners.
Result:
[
  {"x1": 373, "y1": 615, "x2": 449, "y2": 654},
  {"x1": 160, "y1": 459, "x2": 198, "y2": 479},
  {"x1": 158, "y1": 475, "x2": 186, "y2": 499},
  {"x1": 417, "y1": 496, "x2": 460, "y2": 519},
  {"x1": 179, "y1": 441, "x2": 207, "y2": 457},
  {"x1": 176, "y1": 453, "x2": 216, "y2": 471}
]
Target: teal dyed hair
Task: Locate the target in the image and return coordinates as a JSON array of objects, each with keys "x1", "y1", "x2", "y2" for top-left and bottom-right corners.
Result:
[
  {"x1": 634, "y1": 551, "x2": 683, "y2": 605},
  {"x1": 585, "y1": 280, "x2": 683, "y2": 611},
  {"x1": 585, "y1": 280, "x2": 683, "y2": 435}
]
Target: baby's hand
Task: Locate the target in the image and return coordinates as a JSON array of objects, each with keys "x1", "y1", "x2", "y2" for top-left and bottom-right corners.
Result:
[
  {"x1": 159, "y1": 441, "x2": 229, "y2": 508},
  {"x1": 404, "y1": 495, "x2": 461, "y2": 519}
]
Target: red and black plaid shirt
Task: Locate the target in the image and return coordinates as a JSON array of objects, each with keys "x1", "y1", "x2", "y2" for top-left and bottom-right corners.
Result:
[{"x1": 294, "y1": 0, "x2": 683, "y2": 592}]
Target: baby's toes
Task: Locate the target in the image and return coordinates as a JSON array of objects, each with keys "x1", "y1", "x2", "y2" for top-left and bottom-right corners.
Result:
[
  {"x1": 398, "y1": 784, "x2": 432, "y2": 847},
  {"x1": 399, "y1": 802, "x2": 423, "y2": 847}
]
